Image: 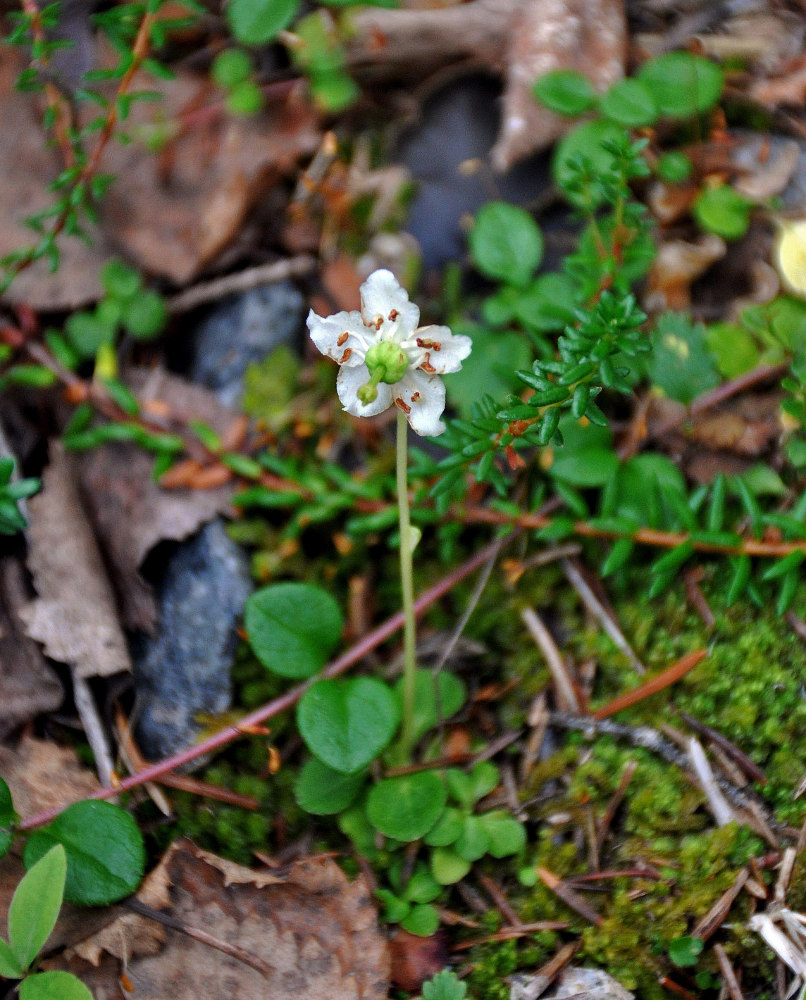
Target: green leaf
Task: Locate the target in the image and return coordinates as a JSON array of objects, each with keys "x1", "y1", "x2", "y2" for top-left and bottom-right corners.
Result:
[
  {"x1": 245, "y1": 582, "x2": 343, "y2": 679},
  {"x1": 552, "y1": 119, "x2": 624, "y2": 204},
  {"x1": 23, "y1": 802, "x2": 144, "y2": 906},
  {"x1": 547, "y1": 415, "x2": 618, "y2": 487},
  {"x1": 445, "y1": 325, "x2": 531, "y2": 421},
  {"x1": 9, "y1": 844, "x2": 66, "y2": 971},
  {"x1": 0, "y1": 939, "x2": 23, "y2": 979},
  {"x1": 226, "y1": 79, "x2": 263, "y2": 115},
  {"x1": 668, "y1": 935, "x2": 704, "y2": 967},
  {"x1": 375, "y1": 888, "x2": 410, "y2": 923},
  {"x1": 423, "y1": 807, "x2": 464, "y2": 847},
  {"x1": 646, "y1": 312, "x2": 720, "y2": 404},
  {"x1": 298, "y1": 677, "x2": 398, "y2": 773},
  {"x1": 422, "y1": 969, "x2": 468, "y2": 1000},
  {"x1": 693, "y1": 185, "x2": 752, "y2": 241},
  {"x1": 0, "y1": 778, "x2": 16, "y2": 858},
  {"x1": 120, "y1": 289, "x2": 166, "y2": 339},
  {"x1": 637, "y1": 52, "x2": 723, "y2": 118},
  {"x1": 477, "y1": 811, "x2": 527, "y2": 857},
  {"x1": 211, "y1": 48, "x2": 253, "y2": 88},
  {"x1": 402, "y1": 867, "x2": 441, "y2": 905},
  {"x1": 400, "y1": 903, "x2": 440, "y2": 937},
  {"x1": 532, "y1": 69, "x2": 597, "y2": 117},
  {"x1": 453, "y1": 815, "x2": 490, "y2": 862},
  {"x1": 513, "y1": 272, "x2": 580, "y2": 332},
  {"x1": 20, "y1": 972, "x2": 94, "y2": 1000},
  {"x1": 100, "y1": 258, "x2": 141, "y2": 300},
  {"x1": 705, "y1": 322, "x2": 760, "y2": 379},
  {"x1": 656, "y1": 151, "x2": 693, "y2": 184},
  {"x1": 19, "y1": 971, "x2": 93, "y2": 1000},
  {"x1": 467, "y1": 760, "x2": 499, "y2": 801},
  {"x1": 430, "y1": 847, "x2": 471, "y2": 885},
  {"x1": 65, "y1": 309, "x2": 116, "y2": 359},
  {"x1": 393, "y1": 670, "x2": 466, "y2": 743},
  {"x1": 227, "y1": 0, "x2": 298, "y2": 45},
  {"x1": 469, "y1": 202, "x2": 543, "y2": 287},
  {"x1": 599, "y1": 78, "x2": 658, "y2": 127},
  {"x1": 366, "y1": 772, "x2": 447, "y2": 842},
  {"x1": 294, "y1": 757, "x2": 365, "y2": 815}
]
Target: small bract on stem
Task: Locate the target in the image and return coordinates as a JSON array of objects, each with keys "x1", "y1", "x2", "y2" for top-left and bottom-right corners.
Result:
[{"x1": 307, "y1": 269, "x2": 471, "y2": 759}]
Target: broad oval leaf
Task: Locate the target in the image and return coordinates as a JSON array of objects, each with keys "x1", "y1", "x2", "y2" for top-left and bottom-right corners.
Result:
[
  {"x1": 298, "y1": 677, "x2": 398, "y2": 774},
  {"x1": 600, "y1": 77, "x2": 658, "y2": 128},
  {"x1": 469, "y1": 202, "x2": 543, "y2": 287},
  {"x1": 367, "y1": 772, "x2": 446, "y2": 842},
  {"x1": 294, "y1": 757, "x2": 366, "y2": 815},
  {"x1": 24, "y1": 802, "x2": 144, "y2": 906},
  {"x1": 246, "y1": 582, "x2": 343, "y2": 679},
  {"x1": 9, "y1": 844, "x2": 66, "y2": 971},
  {"x1": 533, "y1": 69, "x2": 597, "y2": 117},
  {"x1": 226, "y1": 0, "x2": 298, "y2": 46},
  {"x1": 637, "y1": 52, "x2": 723, "y2": 119},
  {"x1": 430, "y1": 847, "x2": 471, "y2": 886},
  {"x1": 20, "y1": 971, "x2": 94, "y2": 1000},
  {"x1": 0, "y1": 777, "x2": 16, "y2": 859},
  {"x1": 400, "y1": 903, "x2": 440, "y2": 937},
  {"x1": 477, "y1": 811, "x2": 527, "y2": 857}
]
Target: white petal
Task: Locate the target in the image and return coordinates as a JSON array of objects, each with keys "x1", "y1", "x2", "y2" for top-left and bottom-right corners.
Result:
[
  {"x1": 394, "y1": 369, "x2": 446, "y2": 436},
  {"x1": 409, "y1": 325, "x2": 472, "y2": 374},
  {"x1": 337, "y1": 363, "x2": 393, "y2": 418},
  {"x1": 307, "y1": 309, "x2": 368, "y2": 367},
  {"x1": 360, "y1": 269, "x2": 419, "y2": 337}
]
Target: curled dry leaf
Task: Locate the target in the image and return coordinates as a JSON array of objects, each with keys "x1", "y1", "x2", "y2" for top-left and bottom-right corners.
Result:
[
  {"x1": 20, "y1": 442, "x2": 131, "y2": 679},
  {"x1": 644, "y1": 233, "x2": 726, "y2": 313},
  {"x1": 76, "y1": 368, "x2": 241, "y2": 632},
  {"x1": 491, "y1": 0, "x2": 627, "y2": 172},
  {"x1": 62, "y1": 839, "x2": 390, "y2": 1000}
]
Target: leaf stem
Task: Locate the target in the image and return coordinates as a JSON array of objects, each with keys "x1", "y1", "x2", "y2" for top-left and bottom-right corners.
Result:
[{"x1": 397, "y1": 409, "x2": 417, "y2": 761}]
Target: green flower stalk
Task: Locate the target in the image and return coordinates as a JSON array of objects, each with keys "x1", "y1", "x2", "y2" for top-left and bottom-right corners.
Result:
[{"x1": 307, "y1": 269, "x2": 472, "y2": 758}]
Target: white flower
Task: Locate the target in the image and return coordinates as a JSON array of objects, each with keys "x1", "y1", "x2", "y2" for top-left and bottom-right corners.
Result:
[{"x1": 307, "y1": 269, "x2": 472, "y2": 436}]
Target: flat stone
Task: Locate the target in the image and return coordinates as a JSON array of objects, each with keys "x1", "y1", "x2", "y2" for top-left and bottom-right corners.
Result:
[{"x1": 133, "y1": 519, "x2": 252, "y2": 761}]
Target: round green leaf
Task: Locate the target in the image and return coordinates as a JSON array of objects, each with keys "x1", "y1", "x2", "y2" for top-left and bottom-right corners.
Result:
[
  {"x1": 454, "y1": 815, "x2": 490, "y2": 862},
  {"x1": 423, "y1": 806, "x2": 464, "y2": 847},
  {"x1": 294, "y1": 757, "x2": 365, "y2": 815},
  {"x1": 401, "y1": 903, "x2": 440, "y2": 937},
  {"x1": 477, "y1": 811, "x2": 527, "y2": 857},
  {"x1": 692, "y1": 185, "x2": 751, "y2": 241},
  {"x1": 226, "y1": 80, "x2": 264, "y2": 116},
  {"x1": 100, "y1": 258, "x2": 141, "y2": 300},
  {"x1": 637, "y1": 52, "x2": 723, "y2": 118},
  {"x1": 65, "y1": 310, "x2": 116, "y2": 359},
  {"x1": 298, "y1": 677, "x2": 398, "y2": 773},
  {"x1": 445, "y1": 768, "x2": 474, "y2": 807},
  {"x1": 0, "y1": 940, "x2": 23, "y2": 979},
  {"x1": 23, "y1": 801, "x2": 145, "y2": 906},
  {"x1": 246, "y1": 582, "x2": 343, "y2": 679},
  {"x1": 226, "y1": 0, "x2": 298, "y2": 45},
  {"x1": 469, "y1": 202, "x2": 543, "y2": 287},
  {"x1": 552, "y1": 119, "x2": 624, "y2": 204},
  {"x1": 121, "y1": 289, "x2": 167, "y2": 340},
  {"x1": 430, "y1": 847, "x2": 471, "y2": 886},
  {"x1": 468, "y1": 760, "x2": 500, "y2": 801},
  {"x1": 513, "y1": 272, "x2": 580, "y2": 332},
  {"x1": 393, "y1": 669, "x2": 466, "y2": 743},
  {"x1": 20, "y1": 971, "x2": 94, "y2": 1000},
  {"x1": 211, "y1": 49, "x2": 253, "y2": 89},
  {"x1": 366, "y1": 772, "x2": 446, "y2": 842},
  {"x1": 532, "y1": 69, "x2": 597, "y2": 117},
  {"x1": 9, "y1": 845, "x2": 66, "y2": 971},
  {"x1": 599, "y1": 78, "x2": 658, "y2": 128},
  {"x1": 0, "y1": 777, "x2": 16, "y2": 858},
  {"x1": 656, "y1": 150, "x2": 693, "y2": 184},
  {"x1": 403, "y1": 866, "x2": 441, "y2": 904},
  {"x1": 375, "y1": 888, "x2": 410, "y2": 923}
]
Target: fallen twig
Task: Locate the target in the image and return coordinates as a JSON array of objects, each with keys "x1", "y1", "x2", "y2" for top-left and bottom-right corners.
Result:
[{"x1": 592, "y1": 649, "x2": 707, "y2": 719}]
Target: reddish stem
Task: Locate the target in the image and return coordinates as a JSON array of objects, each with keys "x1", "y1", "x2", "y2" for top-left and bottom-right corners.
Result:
[{"x1": 18, "y1": 533, "x2": 514, "y2": 831}]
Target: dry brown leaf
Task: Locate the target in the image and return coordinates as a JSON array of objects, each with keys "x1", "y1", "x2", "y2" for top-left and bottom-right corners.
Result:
[
  {"x1": 750, "y1": 59, "x2": 806, "y2": 108},
  {"x1": 75, "y1": 368, "x2": 240, "y2": 631},
  {"x1": 644, "y1": 234, "x2": 726, "y2": 313},
  {"x1": 0, "y1": 735, "x2": 99, "y2": 821},
  {"x1": 62, "y1": 839, "x2": 390, "y2": 1000},
  {"x1": 491, "y1": 0, "x2": 627, "y2": 172},
  {"x1": 0, "y1": 47, "x2": 109, "y2": 308},
  {"x1": 98, "y1": 71, "x2": 321, "y2": 285},
  {"x1": 0, "y1": 556, "x2": 63, "y2": 738},
  {"x1": 20, "y1": 442, "x2": 131, "y2": 679}
]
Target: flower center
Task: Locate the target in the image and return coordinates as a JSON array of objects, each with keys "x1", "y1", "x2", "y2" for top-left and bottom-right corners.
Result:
[{"x1": 357, "y1": 341, "x2": 409, "y2": 404}]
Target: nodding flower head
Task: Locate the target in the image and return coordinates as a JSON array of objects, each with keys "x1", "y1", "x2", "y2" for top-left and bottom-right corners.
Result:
[{"x1": 306, "y1": 269, "x2": 472, "y2": 436}]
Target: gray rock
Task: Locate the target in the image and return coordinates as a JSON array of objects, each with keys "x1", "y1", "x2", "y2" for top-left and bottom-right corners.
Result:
[
  {"x1": 133, "y1": 519, "x2": 252, "y2": 761},
  {"x1": 189, "y1": 280, "x2": 305, "y2": 408},
  {"x1": 511, "y1": 967, "x2": 634, "y2": 1000}
]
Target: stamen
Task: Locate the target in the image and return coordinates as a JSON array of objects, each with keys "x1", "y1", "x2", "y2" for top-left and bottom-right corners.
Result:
[
  {"x1": 337, "y1": 332, "x2": 349, "y2": 346},
  {"x1": 395, "y1": 398, "x2": 412, "y2": 414},
  {"x1": 411, "y1": 392, "x2": 421, "y2": 402},
  {"x1": 389, "y1": 309, "x2": 400, "y2": 321},
  {"x1": 416, "y1": 338, "x2": 441, "y2": 350},
  {"x1": 339, "y1": 347, "x2": 352, "y2": 364}
]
